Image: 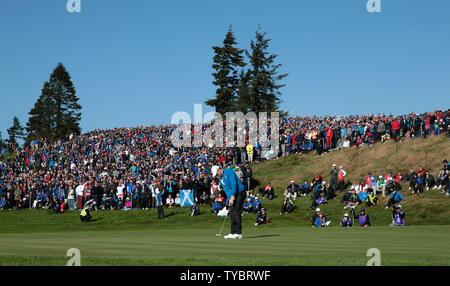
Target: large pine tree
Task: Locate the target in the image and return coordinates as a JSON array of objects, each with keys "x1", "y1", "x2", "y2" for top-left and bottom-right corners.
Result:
[
  {"x1": 236, "y1": 69, "x2": 251, "y2": 113},
  {"x1": 7, "y1": 116, "x2": 26, "y2": 146},
  {"x1": 205, "y1": 26, "x2": 246, "y2": 115},
  {"x1": 246, "y1": 28, "x2": 288, "y2": 114},
  {"x1": 26, "y1": 63, "x2": 82, "y2": 142}
]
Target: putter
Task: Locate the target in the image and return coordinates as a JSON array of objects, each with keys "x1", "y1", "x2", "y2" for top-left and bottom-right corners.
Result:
[{"x1": 216, "y1": 214, "x2": 228, "y2": 237}]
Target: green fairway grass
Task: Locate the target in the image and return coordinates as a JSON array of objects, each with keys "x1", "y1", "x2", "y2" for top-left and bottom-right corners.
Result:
[{"x1": 0, "y1": 225, "x2": 449, "y2": 266}]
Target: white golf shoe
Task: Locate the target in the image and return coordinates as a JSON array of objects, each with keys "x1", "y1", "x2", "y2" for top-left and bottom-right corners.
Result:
[
  {"x1": 224, "y1": 233, "x2": 236, "y2": 239},
  {"x1": 235, "y1": 234, "x2": 243, "y2": 239}
]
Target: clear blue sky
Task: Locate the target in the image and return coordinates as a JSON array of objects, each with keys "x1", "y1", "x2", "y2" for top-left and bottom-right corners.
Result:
[{"x1": 1, "y1": 0, "x2": 449, "y2": 139}]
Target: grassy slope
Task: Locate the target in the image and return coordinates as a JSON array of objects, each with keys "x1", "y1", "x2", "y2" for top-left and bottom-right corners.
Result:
[{"x1": 251, "y1": 134, "x2": 450, "y2": 226}]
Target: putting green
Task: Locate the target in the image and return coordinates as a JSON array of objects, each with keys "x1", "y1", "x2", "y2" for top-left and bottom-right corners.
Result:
[{"x1": 0, "y1": 225, "x2": 449, "y2": 265}]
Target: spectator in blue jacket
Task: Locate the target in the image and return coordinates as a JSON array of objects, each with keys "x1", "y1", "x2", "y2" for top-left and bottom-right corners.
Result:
[
  {"x1": 0, "y1": 197, "x2": 7, "y2": 209},
  {"x1": 299, "y1": 181, "x2": 311, "y2": 197},
  {"x1": 242, "y1": 198, "x2": 253, "y2": 214},
  {"x1": 385, "y1": 188, "x2": 406, "y2": 209},
  {"x1": 252, "y1": 197, "x2": 262, "y2": 213}
]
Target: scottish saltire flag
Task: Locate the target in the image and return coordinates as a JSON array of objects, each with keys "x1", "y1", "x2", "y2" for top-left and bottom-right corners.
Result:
[{"x1": 180, "y1": 189, "x2": 194, "y2": 207}]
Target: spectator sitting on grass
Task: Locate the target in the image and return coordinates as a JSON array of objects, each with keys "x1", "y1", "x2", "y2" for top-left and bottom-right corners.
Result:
[
  {"x1": 344, "y1": 188, "x2": 361, "y2": 210},
  {"x1": 166, "y1": 194, "x2": 174, "y2": 208},
  {"x1": 425, "y1": 171, "x2": 435, "y2": 191},
  {"x1": 366, "y1": 191, "x2": 378, "y2": 207},
  {"x1": 391, "y1": 205, "x2": 405, "y2": 226},
  {"x1": 436, "y1": 169, "x2": 448, "y2": 192},
  {"x1": 123, "y1": 197, "x2": 132, "y2": 210},
  {"x1": 243, "y1": 198, "x2": 253, "y2": 214},
  {"x1": 376, "y1": 175, "x2": 386, "y2": 197},
  {"x1": 352, "y1": 208, "x2": 371, "y2": 227},
  {"x1": 280, "y1": 195, "x2": 295, "y2": 215},
  {"x1": 174, "y1": 193, "x2": 181, "y2": 207},
  {"x1": 258, "y1": 182, "x2": 274, "y2": 200},
  {"x1": 247, "y1": 189, "x2": 256, "y2": 203},
  {"x1": 358, "y1": 187, "x2": 370, "y2": 202},
  {"x1": 190, "y1": 203, "x2": 200, "y2": 216},
  {"x1": 310, "y1": 192, "x2": 327, "y2": 210},
  {"x1": 310, "y1": 208, "x2": 321, "y2": 227},
  {"x1": 199, "y1": 191, "x2": 210, "y2": 205},
  {"x1": 252, "y1": 197, "x2": 262, "y2": 213},
  {"x1": 80, "y1": 204, "x2": 92, "y2": 222},
  {"x1": 212, "y1": 198, "x2": 223, "y2": 214},
  {"x1": 314, "y1": 211, "x2": 329, "y2": 228},
  {"x1": 385, "y1": 188, "x2": 406, "y2": 209},
  {"x1": 0, "y1": 197, "x2": 8, "y2": 209},
  {"x1": 101, "y1": 194, "x2": 109, "y2": 210},
  {"x1": 299, "y1": 181, "x2": 311, "y2": 197},
  {"x1": 340, "y1": 213, "x2": 353, "y2": 227},
  {"x1": 254, "y1": 208, "x2": 271, "y2": 226}
]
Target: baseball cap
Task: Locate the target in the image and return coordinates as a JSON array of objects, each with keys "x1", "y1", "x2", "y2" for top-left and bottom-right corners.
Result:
[
  {"x1": 332, "y1": 163, "x2": 336, "y2": 167},
  {"x1": 290, "y1": 180, "x2": 295, "y2": 183},
  {"x1": 211, "y1": 165, "x2": 220, "y2": 177},
  {"x1": 397, "y1": 205, "x2": 402, "y2": 208},
  {"x1": 315, "y1": 208, "x2": 321, "y2": 212},
  {"x1": 344, "y1": 213, "x2": 349, "y2": 217}
]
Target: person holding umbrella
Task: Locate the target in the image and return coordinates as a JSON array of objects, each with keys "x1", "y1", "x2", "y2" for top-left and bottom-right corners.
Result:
[{"x1": 211, "y1": 165, "x2": 246, "y2": 239}]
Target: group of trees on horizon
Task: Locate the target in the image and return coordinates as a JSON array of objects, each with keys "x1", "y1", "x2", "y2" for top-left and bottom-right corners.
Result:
[
  {"x1": 1, "y1": 63, "x2": 82, "y2": 150},
  {"x1": 205, "y1": 26, "x2": 288, "y2": 116},
  {"x1": 1, "y1": 25, "x2": 287, "y2": 150}
]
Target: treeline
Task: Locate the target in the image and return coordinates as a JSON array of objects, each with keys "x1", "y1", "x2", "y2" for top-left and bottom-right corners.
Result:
[
  {"x1": 205, "y1": 26, "x2": 288, "y2": 116},
  {"x1": 1, "y1": 63, "x2": 82, "y2": 149}
]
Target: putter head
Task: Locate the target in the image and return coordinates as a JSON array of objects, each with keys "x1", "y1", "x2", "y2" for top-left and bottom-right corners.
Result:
[{"x1": 216, "y1": 234, "x2": 221, "y2": 237}]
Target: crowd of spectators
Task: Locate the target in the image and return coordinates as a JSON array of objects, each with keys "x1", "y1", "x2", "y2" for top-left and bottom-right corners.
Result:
[{"x1": 0, "y1": 110, "x2": 448, "y2": 219}]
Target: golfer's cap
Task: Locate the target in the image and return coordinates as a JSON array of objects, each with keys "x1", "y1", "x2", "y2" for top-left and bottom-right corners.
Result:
[
  {"x1": 247, "y1": 198, "x2": 251, "y2": 201},
  {"x1": 332, "y1": 163, "x2": 336, "y2": 167},
  {"x1": 344, "y1": 213, "x2": 349, "y2": 217},
  {"x1": 315, "y1": 208, "x2": 321, "y2": 212},
  {"x1": 290, "y1": 180, "x2": 295, "y2": 183},
  {"x1": 261, "y1": 207, "x2": 265, "y2": 210},
  {"x1": 322, "y1": 181, "x2": 326, "y2": 184},
  {"x1": 255, "y1": 197, "x2": 259, "y2": 200},
  {"x1": 379, "y1": 175, "x2": 383, "y2": 178},
  {"x1": 360, "y1": 208, "x2": 365, "y2": 212},
  {"x1": 397, "y1": 205, "x2": 402, "y2": 208},
  {"x1": 211, "y1": 165, "x2": 220, "y2": 177}
]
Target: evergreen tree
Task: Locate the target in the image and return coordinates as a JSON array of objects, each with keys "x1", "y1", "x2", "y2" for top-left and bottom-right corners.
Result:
[
  {"x1": 236, "y1": 69, "x2": 251, "y2": 113},
  {"x1": 7, "y1": 116, "x2": 25, "y2": 146},
  {"x1": 206, "y1": 26, "x2": 246, "y2": 115},
  {"x1": 246, "y1": 28, "x2": 288, "y2": 113},
  {"x1": 26, "y1": 63, "x2": 82, "y2": 142}
]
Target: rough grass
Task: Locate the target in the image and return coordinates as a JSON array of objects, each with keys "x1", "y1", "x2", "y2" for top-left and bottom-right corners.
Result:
[{"x1": 250, "y1": 134, "x2": 450, "y2": 226}]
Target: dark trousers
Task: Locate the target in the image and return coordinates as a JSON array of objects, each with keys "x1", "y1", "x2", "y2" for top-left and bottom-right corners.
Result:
[
  {"x1": 230, "y1": 191, "x2": 247, "y2": 234},
  {"x1": 157, "y1": 206, "x2": 165, "y2": 218},
  {"x1": 386, "y1": 198, "x2": 400, "y2": 208},
  {"x1": 338, "y1": 180, "x2": 345, "y2": 192}
]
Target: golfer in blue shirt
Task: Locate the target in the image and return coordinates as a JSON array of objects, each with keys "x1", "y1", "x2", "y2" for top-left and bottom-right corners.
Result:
[{"x1": 211, "y1": 165, "x2": 246, "y2": 239}]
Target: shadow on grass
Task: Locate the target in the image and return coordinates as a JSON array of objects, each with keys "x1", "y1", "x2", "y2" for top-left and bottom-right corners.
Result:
[{"x1": 244, "y1": 234, "x2": 280, "y2": 239}]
